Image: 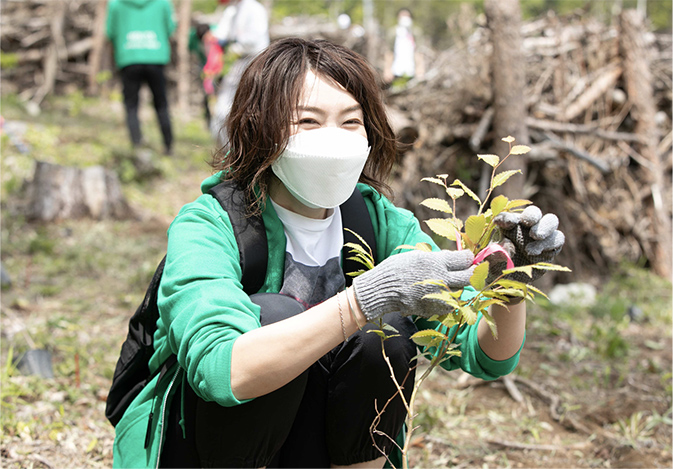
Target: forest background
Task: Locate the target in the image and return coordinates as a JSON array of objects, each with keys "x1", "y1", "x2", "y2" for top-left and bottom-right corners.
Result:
[{"x1": 1, "y1": 1, "x2": 672, "y2": 468}]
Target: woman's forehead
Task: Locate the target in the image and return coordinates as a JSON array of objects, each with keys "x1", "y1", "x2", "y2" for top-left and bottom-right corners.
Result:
[{"x1": 298, "y1": 71, "x2": 359, "y2": 110}]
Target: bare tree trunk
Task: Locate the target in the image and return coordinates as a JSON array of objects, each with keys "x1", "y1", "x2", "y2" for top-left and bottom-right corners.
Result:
[
  {"x1": 619, "y1": 9, "x2": 672, "y2": 278},
  {"x1": 29, "y1": 0, "x2": 67, "y2": 111},
  {"x1": 176, "y1": 0, "x2": 193, "y2": 115},
  {"x1": 88, "y1": 0, "x2": 109, "y2": 95},
  {"x1": 484, "y1": 0, "x2": 529, "y2": 200}
]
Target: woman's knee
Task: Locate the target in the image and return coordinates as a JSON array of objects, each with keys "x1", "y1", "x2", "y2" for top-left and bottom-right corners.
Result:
[{"x1": 349, "y1": 313, "x2": 417, "y2": 383}]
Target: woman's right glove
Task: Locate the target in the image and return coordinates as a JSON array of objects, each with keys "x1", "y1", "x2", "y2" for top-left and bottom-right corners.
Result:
[{"x1": 352, "y1": 250, "x2": 476, "y2": 321}]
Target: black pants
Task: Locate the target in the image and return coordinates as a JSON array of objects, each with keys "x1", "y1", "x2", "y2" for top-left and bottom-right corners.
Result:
[
  {"x1": 120, "y1": 64, "x2": 173, "y2": 153},
  {"x1": 160, "y1": 297, "x2": 417, "y2": 468}
]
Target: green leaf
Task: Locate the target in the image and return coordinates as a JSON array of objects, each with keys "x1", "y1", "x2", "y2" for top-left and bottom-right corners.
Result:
[
  {"x1": 425, "y1": 218, "x2": 458, "y2": 240},
  {"x1": 396, "y1": 242, "x2": 433, "y2": 252},
  {"x1": 367, "y1": 329, "x2": 387, "y2": 339},
  {"x1": 532, "y1": 262, "x2": 572, "y2": 272},
  {"x1": 410, "y1": 329, "x2": 448, "y2": 347},
  {"x1": 504, "y1": 199, "x2": 532, "y2": 211},
  {"x1": 417, "y1": 242, "x2": 433, "y2": 252},
  {"x1": 492, "y1": 170, "x2": 522, "y2": 189},
  {"x1": 439, "y1": 313, "x2": 460, "y2": 329},
  {"x1": 421, "y1": 176, "x2": 447, "y2": 187},
  {"x1": 470, "y1": 261, "x2": 489, "y2": 290},
  {"x1": 479, "y1": 309, "x2": 498, "y2": 339},
  {"x1": 424, "y1": 291, "x2": 461, "y2": 309},
  {"x1": 478, "y1": 154, "x2": 500, "y2": 167},
  {"x1": 458, "y1": 305, "x2": 478, "y2": 325},
  {"x1": 446, "y1": 187, "x2": 464, "y2": 200},
  {"x1": 382, "y1": 323, "x2": 399, "y2": 333},
  {"x1": 344, "y1": 243, "x2": 369, "y2": 256},
  {"x1": 465, "y1": 214, "x2": 487, "y2": 245},
  {"x1": 495, "y1": 279, "x2": 530, "y2": 290},
  {"x1": 503, "y1": 265, "x2": 534, "y2": 278},
  {"x1": 346, "y1": 254, "x2": 374, "y2": 270},
  {"x1": 479, "y1": 224, "x2": 497, "y2": 250},
  {"x1": 420, "y1": 197, "x2": 453, "y2": 214},
  {"x1": 451, "y1": 179, "x2": 481, "y2": 205},
  {"x1": 490, "y1": 288, "x2": 526, "y2": 299},
  {"x1": 86, "y1": 438, "x2": 98, "y2": 453},
  {"x1": 525, "y1": 283, "x2": 548, "y2": 299},
  {"x1": 344, "y1": 228, "x2": 370, "y2": 249},
  {"x1": 344, "y1": 229, "x2": 374, "y2": 269},
  {"x1": 490, "y1": 195, "x2": 509, "y2": 217},
  {"x1": 510, "y1": 145, "x2": 531, "y2": 155},
  {"x1": 473, "y1": 298, "x2": 507, "y2": 311}
]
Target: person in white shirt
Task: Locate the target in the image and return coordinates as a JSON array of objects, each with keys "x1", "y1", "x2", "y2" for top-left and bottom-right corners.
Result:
[{"x1": 211, "y1": 0, "x2": 269, "y2": 145}]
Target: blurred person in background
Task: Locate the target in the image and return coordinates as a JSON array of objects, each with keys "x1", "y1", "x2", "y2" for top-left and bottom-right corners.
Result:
[
  {"x1": 189, "y1": 21, "x2": 223, "y2": 129},
  {"x1": 385, "y1": 7, "x2": 423, "y2": 88},
  {"x1": 106, "y1": 0, "x2": 176, "y2": 155},
  {"x1": 210, "y1": 0, "x2": 269, "y2": 145}
]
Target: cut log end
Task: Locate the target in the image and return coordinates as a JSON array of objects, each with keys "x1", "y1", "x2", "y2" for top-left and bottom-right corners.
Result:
[{"x1": 27, "y1": 161, "x2": 136, "y2": 222}]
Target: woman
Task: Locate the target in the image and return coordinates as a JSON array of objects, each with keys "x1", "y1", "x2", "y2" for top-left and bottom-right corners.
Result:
[{"x1": 112, "y1": 38, "x2": 563, "y2": 468}]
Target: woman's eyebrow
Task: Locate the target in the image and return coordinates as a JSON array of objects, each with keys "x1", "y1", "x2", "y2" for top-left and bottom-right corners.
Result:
[
  {"x1": 297, "y1": 105, "x2": 325, "y2": 115},
  {"x1": 340, "y1": 104, "x2": 363, "y2": 114},
  {"x1": 297, "y1": 104, "x2": 362, "y2": 115}
]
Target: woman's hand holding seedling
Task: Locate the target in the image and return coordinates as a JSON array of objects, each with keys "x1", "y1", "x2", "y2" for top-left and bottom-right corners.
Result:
[{"x1": 352, "y1": 249, "x2": 476, "y2": 321}]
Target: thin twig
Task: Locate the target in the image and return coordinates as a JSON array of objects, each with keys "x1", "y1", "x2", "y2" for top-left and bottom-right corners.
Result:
[{"x1": 486, "y1": 439, "x2": 592, "y2": 451}]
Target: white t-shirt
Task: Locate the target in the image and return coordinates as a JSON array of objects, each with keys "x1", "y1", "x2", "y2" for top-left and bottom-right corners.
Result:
[
  {"x1": 212, "y1": 0, "x2": 269, "y2": 56},
  {"x1": 270, "y1": 200, "x2": 345, "y2": 308},
  {"x1": 391, "y1": 25, "x2": 415, "y2": 78}
]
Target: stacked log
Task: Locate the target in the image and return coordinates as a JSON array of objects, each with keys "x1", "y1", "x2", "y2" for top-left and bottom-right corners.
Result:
[
  {"x1": 0, "y1": 0, "x2": 102, "y2": 104},
  {"x1": 386, "y1": 10, "x2": 672, "y2": 280}
]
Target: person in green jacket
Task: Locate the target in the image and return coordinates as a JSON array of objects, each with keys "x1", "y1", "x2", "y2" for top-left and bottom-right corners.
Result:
[
  {"x1": 112, "y1": 38, "x2": 564, "y2": 468},
  {"x1": 106, "y1": 0, "x2": 176, "y2": 155}
]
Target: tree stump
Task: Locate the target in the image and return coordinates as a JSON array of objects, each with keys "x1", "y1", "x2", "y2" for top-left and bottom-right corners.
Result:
[{"x1": 27, "y1": 161, "x2": 135, "y2": 222}]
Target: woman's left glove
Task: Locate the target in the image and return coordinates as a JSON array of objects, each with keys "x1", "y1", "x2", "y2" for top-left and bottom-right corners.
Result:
[
  {"x1": 352, "y1": 250, "x2": 476, "y2": 321},
  {"x1": 492, "y1": 205, "x2": 565, "y2": 283}
]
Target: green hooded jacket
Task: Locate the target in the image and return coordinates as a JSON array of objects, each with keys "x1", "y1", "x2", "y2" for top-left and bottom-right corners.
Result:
[
  {"x1": 112, "y1": 174, "x2": 523, "y2": 468},
  {"x1": 106, "y1": 0, "x2": 176, "y2": 69}
]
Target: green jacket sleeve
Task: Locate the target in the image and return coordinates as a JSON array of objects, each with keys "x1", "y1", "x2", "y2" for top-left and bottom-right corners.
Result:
[{"x1": 156, "y1": 195, "x2": 261, "y2": 407}]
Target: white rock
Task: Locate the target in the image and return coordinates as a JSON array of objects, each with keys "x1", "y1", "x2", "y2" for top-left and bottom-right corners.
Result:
[{"x1": 548, "y1": 282, "x2": 597, "y2": 308}]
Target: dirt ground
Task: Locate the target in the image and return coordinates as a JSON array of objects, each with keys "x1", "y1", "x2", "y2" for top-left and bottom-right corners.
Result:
[{"x1": 1, "y1": 96, "x2": 671, "y2": 468}]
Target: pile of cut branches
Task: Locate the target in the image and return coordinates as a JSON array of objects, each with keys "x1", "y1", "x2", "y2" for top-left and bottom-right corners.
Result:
[{"x1": 387, "y1": 10, "x2": 672, "y2": 280}]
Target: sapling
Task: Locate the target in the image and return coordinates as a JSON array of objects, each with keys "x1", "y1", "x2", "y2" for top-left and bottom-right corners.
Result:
[{"x1": 345, "y1": 136, "x2": 570, "y2": 468}]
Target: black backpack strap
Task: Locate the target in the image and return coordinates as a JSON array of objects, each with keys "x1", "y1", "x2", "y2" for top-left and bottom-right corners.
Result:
[
  {"x1": 208, "y1": 180, "x2": 268, "y2": 294},
  {"x1": 105, "y1": 255, "x2": 167, "y2": 427},
  {"x1": 340, "y1": 188, "x2": 377, "y2": 287}
]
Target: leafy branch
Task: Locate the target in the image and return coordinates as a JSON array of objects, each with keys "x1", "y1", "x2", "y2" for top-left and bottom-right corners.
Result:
[{"x1": 349, "y1": 136, "x2": 570, "y2": 468}]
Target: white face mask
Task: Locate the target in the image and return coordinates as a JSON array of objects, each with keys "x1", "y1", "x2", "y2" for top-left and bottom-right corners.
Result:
[{"x1": 271, "y1": 127, "x2": 371, "y2": 209}]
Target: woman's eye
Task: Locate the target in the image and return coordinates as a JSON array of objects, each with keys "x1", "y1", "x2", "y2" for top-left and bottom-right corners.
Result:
[
  {"x1": 298, "y1": 118, "x2": 319, "y2": 125},
  {"x1": 343, "y1": 118, "x2": 364, "y2": 126}
]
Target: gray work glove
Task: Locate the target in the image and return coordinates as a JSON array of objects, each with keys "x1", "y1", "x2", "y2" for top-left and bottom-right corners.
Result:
[
  {"x1": 492, "y1": 205, "x2": 565, "y2": 283},
  {"x1": 352, "y1": 250, "x2": 476, "y2": 321}
]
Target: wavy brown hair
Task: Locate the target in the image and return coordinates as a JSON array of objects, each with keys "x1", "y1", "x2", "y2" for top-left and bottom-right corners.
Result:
[{"x1": 209, "y1": 37, "x2": 398, "y2": 214}]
